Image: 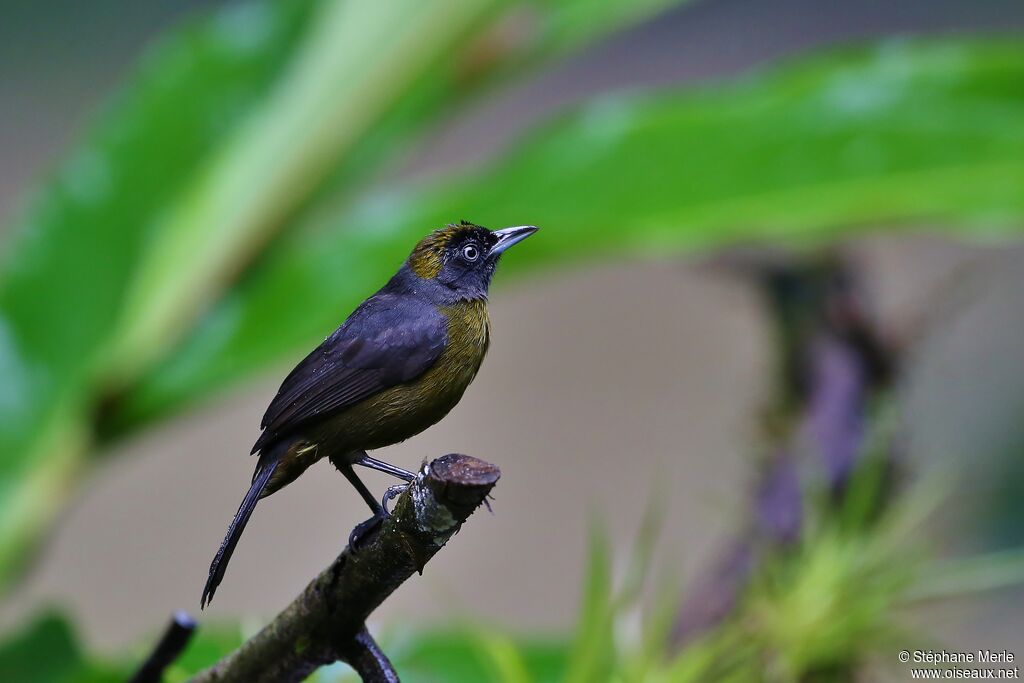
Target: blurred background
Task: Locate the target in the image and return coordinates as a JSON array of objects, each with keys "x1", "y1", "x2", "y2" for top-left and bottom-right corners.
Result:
[{"x1": 2, "y1": 0, "x2": 1024, "y2": 681}]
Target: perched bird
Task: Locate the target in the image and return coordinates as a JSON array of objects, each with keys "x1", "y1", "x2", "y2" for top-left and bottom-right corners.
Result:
[{"x1": 201, "y1": 221, "x2": 537, "y2": 607}]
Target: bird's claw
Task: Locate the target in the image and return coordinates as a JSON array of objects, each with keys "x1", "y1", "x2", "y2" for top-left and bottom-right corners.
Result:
[
  {"x1": 382, "y1": 484, "x2": 407, "y2": 515},
  {"x1": 348, "y1": 514, "x2": 384, "y2": 550}
]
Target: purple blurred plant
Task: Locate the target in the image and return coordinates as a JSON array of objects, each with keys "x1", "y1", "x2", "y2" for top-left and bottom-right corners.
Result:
[
  {"x1": 671, "y1": 536, "x2": 757, "y2": 647},
  {"x1": 671, "y1": 256, "x2": 898, "y2": 649},
  {"x1": 754, "y1": 451, "x2": 803, "y2": 544},
  {"x1": 805, "y1": 336, "x2": 866, "y2": 493}
]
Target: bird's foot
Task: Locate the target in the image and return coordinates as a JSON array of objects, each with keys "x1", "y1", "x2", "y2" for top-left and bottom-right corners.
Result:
[
  {"x1": 347, "y1": 483, "x2": 411, "y2": 550},
  {"x1": 348, "y1": 512, "x2": 385, "y2": 550}
]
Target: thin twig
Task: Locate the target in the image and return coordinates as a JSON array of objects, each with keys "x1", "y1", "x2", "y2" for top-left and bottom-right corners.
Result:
[
  {"x1": 189, "y1": 453, "x2": 500, "y2": 683},
  {"x1": 339, "y1": 626, "x2": 401, "y2": 683},
  {"x1": 128, "y1": 611, "x2": 197, "y2": 683}
]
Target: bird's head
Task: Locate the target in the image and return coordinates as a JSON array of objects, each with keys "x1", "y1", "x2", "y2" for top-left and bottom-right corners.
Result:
[{"x1": 407, "y1": 221, "x2": 538, "y2": 299}]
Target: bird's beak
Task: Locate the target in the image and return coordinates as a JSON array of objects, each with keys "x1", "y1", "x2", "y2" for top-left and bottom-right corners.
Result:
[{"x1": 490, "y1": 225, "x2": 538, "y2": 256}]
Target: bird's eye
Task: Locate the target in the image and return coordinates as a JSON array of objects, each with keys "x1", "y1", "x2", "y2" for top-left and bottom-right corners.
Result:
[{"x1": 462, "y1": 244, "x2": 480, "y2": 261}]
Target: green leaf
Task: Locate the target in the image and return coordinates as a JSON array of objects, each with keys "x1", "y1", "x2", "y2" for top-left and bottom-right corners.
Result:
[
  {"x1": 0, "y1": 612, "x2": 123, "y2": 683},
  {"x1": 0, "y1": 612, "x2": 80, "y2": 683},
  {"x1": 908, "y1": 546, "x2": 1024, "y2": 603},
  {"x1": 0, "y1": 0, "x2": 317, "y2": 591},
  {"x1": 386, "y1": 629, "x2": 568, "y2": 683},
  {"x1": 106, "y1": 0, "x2": 500, "y2": 380},
  {"x1": 122, "y1": 39, "x2": 1024, "y2": 429},
  {"x1": 564, "y1": 524, "x2": 616, "y2": 683},
  {"x1": 527, "y1": 0, "x2": 689, "y2": 51}
]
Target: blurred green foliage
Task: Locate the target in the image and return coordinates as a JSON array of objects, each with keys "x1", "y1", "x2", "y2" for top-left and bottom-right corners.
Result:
[
  {"x1": 0, "y1": 612, "x2": 123, "y2": 683},
  {"x1": 3, "y1": 0, "x2": 1024, "y2": 679},
  {"x1": 0, "y1": 0, "x2": 688, "y2": 593}
]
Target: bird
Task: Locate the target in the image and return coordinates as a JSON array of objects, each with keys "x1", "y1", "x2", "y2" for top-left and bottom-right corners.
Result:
[{"x1": 200, "y1": 221, "x2": 538, "y2": 608}]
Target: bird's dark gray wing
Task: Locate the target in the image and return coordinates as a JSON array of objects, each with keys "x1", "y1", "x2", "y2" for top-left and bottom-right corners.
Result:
[{"x1": 251, "y1": 294, "x2": 447, "y2": 454}]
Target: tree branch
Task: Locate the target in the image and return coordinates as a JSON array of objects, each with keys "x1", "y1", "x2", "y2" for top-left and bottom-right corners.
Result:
[
  {"x1": 129, "y1": 611, "x2": 197, "y2": 683},
  {"x1": 190, "y1": 453, "x2": 500, "y2": 683}
]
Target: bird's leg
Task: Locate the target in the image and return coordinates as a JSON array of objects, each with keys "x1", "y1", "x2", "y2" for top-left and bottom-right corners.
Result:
[
  {"x1": 330, "y1": 453, "x2": 387, "y2": 549},
  {"x1": 355, "y1": 453, "x2": 415, "y2": 517},
  {"x1": 339, "y1": 464, "x2": 384, "y2": 516},
  {"x1": 353, "y1": 453, "x2": 416, "y2": 482}
]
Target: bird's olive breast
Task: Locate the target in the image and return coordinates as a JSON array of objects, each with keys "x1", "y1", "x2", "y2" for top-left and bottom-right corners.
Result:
[{"x1": 313, "y1": 300, "x2": 490, "y2": 451}]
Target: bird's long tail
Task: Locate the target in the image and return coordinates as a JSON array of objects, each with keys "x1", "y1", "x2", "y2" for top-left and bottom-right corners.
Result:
[{"x1": 201, "y1": 459, "x2": 279, "y2": 608}]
